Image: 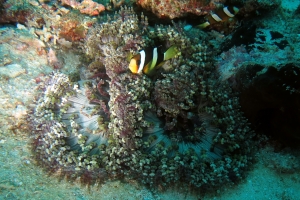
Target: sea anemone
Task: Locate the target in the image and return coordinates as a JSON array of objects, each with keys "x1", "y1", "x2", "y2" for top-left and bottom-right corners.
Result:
[
  {"x1": 143, "y1": 111, "x2": 223, "y2": 159},
  {"x1": 29, "y1": 8, "x2": 258, "y2": 191},
  {"x1": 31, "y1": 72, "x2": 110, "y2": 179}
]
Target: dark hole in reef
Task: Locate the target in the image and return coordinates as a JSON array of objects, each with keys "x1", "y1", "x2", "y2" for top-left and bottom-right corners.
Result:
[
  {"x1": 274, "y1": 40, "x2": 289, "y2": 50},
  {"x1": 220, "y1": 23, "x2": 257, "y2": 52},
  {"x1": 270, "y1": 31, "x2": 284, "y2": 39},
  {"x1": 237, "y1": 64, "x2": 300, "y2": 147},
  {"x1": 228, "y1": 170, "x2": 239, "y2": 183}
]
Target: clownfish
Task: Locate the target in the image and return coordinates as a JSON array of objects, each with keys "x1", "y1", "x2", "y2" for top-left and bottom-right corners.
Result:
[
  {"x1": 197, "y1": 6, "x2": 239, "y2": 29},
  {"x1": 128, "y1": 46, "x2": 179, "y2": 76}
]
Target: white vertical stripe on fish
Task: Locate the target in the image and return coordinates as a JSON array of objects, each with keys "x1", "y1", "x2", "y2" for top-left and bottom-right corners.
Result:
[
  {"x1": 151, "y1": 47, "x2": 158, "y2": 69},
  {"x1": 138, "y1": 50, "x2": 146, "y2": 74},
  {"x1": 223, "y1": 7, "x2": 235, "y2": 17},
  {"x1": 211, "y1": 13, "x2": 222, "y2": 22}
]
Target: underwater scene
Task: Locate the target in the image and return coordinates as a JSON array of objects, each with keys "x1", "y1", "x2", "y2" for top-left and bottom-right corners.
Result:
[{"x1": 0, "y1": 0, "x2": 300, "y2": 199}]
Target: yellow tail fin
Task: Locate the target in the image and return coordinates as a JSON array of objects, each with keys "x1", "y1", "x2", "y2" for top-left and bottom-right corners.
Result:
[
  {"x1": 196, "y1": 22, "x2": 210, "y2": 29},
  {"x1": 164, "y1": 46, "x2": 179, "y2": 60}
]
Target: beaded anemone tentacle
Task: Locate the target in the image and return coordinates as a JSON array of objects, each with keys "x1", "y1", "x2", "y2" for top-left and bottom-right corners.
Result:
[{"x1": 31, "y1": 72, "x2": 110, "y2": 180}]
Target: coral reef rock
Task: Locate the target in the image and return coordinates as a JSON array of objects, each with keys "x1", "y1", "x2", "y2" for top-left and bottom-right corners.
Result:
[{"x1": 136, "y1": 0, "x2": 225, "y2": 19}]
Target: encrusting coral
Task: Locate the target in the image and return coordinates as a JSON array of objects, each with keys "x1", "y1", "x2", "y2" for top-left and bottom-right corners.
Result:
[
  {"x1": 28, "y1": 6, "x2": 257, "y2": 190},
  {"x1": 136, "y1": 0, "x2": 225, "y2": 19},
  {"x1": 60, "y1": 0, "x2": 105, "y2": 16}
]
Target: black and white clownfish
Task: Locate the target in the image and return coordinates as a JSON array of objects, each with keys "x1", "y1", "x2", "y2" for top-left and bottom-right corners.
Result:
[
  {"x1": 128, "y1": 46, "x2": 179, "y2": 76},
  {"x1": 197, "y1": 6, "x2": 239, "y2": 29}
]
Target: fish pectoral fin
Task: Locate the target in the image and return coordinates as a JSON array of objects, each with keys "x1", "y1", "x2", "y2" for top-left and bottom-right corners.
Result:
[
  {"x1": 143, "y1": 61, "x2": 153, "y2": 75},
  {"x1": 127, "y1": 52, "x2": 134, "y2": 62},
  {"x1": 155, "y1": 61, "x2": 166, "y2": 69},
  {"x1": 143, "y1": 60, "x2": 164, "y2": 76}
]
